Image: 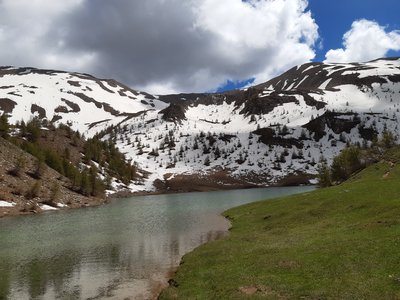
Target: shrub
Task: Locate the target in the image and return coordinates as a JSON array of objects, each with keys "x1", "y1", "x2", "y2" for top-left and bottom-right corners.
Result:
[
  {"x1": 25, "y1": 181, "x2": 41, "y2": 199},
  {"x1": 32, "y1": 156, "x2": 46, "y2": 179},
  {"x1": 49, "y1": 181, "x2": 61, "y2": 203},
  {"x1": 317, "y1": 162, "x2": 332, "y2": 187},
  {"x1": 330, "y1": 146, "x2": 362, "y2": 182},
  {"x1": 380, "y1": 130, "x2": 396, "y2": 149},
  {"x1": 9, "y1": 156, "x2": 26, "y2": 177}
]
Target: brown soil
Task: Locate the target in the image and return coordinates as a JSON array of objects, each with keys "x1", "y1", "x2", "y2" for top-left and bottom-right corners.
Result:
[
  {"x1": 110, "y1": 168, "x2": 315, "y2": 199},
  {"x1": 274, "y1": 172, "x2": 315, "y2": 186},
  {"x1": 157, "y1": 168, "x2": 259, "y2": 193},
  {"x1": 238, "y1": 286, "x2": 258, "y2": 295}
]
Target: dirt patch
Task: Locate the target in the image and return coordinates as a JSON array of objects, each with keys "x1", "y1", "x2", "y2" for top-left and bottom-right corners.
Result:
[
  {"x1": 382, "y1": 161, "x2": 396, "y2": 178},
  {"x1": 61, "y1": 98, "x2": 81, "y2": 112},
  {"x1": 238, "y1": 286, "x2": 258, "y2": 295},
  {"x1": 31, "y1": 104, "x2": 47, "y2": 119},
  {"x1": 303, "y1": 111, "x2": 360, "y2": 141},
  {"x1": 67, "y1": 80, "x2": 81, "y2": 87},
  {"x1": 274, "y1": 173, "x2": 314, "y2": 186},
  {"x1": 69, "y1": 92, "x2": 120, "y2": 115},
  {"x1": 110, "y1": 169, "x2": 314, "y2": 199},
  {"x1": 156, "y1": 169, "x2": 259, "y2": 193},
  {"x1": 160, "y1": 102, "x2": 187, "y2": 123},
  {"x1": 0, "y1": 98, "x2": 17, "y2": 114},
  {"x1": 253, "y1": 127, "x2": 303, "y2": 148}
]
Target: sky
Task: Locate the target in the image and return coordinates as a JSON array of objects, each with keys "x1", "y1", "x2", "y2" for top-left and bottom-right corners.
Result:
[{"x1": 0, "y1": 0, "x2": 399, "y2": 94}]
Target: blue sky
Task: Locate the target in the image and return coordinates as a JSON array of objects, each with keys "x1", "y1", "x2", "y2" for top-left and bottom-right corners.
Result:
[
  {"x1": 218, "y1": 0, "x2": 400, "y2": 92},
  {"x1": 309, "y1": 0, "x2": 400, "y2": 61}
]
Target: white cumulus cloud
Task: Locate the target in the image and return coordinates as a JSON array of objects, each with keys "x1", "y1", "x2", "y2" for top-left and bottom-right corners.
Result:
[
  {"x1": 325, "y1": 19, "x2": 400, "y2": 63},
  {"x1": 0, "y1": 0, "x2": 319, "y2": 93}
]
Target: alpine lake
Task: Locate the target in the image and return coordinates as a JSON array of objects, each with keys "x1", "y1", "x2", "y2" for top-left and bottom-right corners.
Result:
[{"x1": 0, "y1": 186, "x2": 314, "y2": 299}]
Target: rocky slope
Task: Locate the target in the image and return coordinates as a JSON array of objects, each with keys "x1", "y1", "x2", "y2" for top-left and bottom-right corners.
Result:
[
  {"x1": 0, "y1": 58, "x2": 399, "y2": 193},
  {"x1": 0, "y1": 136, "x2": 108, "y2": 217}
]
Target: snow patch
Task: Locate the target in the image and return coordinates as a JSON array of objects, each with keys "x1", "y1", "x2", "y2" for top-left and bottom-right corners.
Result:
[
  {"x1": 0, "y1": 201, "x2": 15, "y2": 207},
  {"x1": 39, "y1": 204, "x2": 59, "y2": 211}
]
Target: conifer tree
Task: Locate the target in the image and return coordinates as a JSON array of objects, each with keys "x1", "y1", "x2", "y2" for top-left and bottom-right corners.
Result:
[
  {"x1": 317, "y1": 162, "x2": 332, "y2": 187},
  {"x1": 0, "y1": 113, "x2": 10, "y2": 138}
]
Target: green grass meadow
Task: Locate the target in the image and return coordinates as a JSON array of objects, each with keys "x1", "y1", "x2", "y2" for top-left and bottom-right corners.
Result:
[{"x1": 160, "y1": 154, "x2": 400, "y2": 299}]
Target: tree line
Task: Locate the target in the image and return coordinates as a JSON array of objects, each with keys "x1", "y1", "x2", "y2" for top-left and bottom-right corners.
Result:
[{"x1": 318, "y1": 130, "x2": 397, "y2": 187}]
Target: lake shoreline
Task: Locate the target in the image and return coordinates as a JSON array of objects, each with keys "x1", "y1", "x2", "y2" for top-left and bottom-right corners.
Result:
[
  {"x1": 0, "y1": 181, "x2": 315, "y2": 218},
  {"x1": 157, "y1": 159, "x2": 400, "y2": 299},
  {"x1": 152, "y1": 217, "x2": 234, "y2": 300},
  {"x1": 0, "y1": 186, "x2": 314, "y2": 299}
]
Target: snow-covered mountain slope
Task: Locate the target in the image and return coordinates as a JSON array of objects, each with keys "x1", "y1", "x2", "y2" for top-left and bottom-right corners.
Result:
[
  {"x1": 1, "y1": 58, "x2": 400, "y2": 192},
  {"x1": 0, "y1": 66, "x2": 168, "y2": 135}
]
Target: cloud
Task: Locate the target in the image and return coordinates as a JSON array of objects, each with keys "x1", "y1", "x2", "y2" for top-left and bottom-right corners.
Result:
[
  {"x1": 0, "y1": 0, "x2": 318, "y2": 93},
  {"x1": 0, "y1": 0, "x2": 90, "y2": 70},
  {"x1": 325, "y1": 19, "x2": 400, "y2": 63}
]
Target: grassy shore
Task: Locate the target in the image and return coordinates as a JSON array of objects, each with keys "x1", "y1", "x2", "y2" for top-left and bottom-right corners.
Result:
[{"x1": 160, "y1": 151, "x2": 400, "y2": 299}]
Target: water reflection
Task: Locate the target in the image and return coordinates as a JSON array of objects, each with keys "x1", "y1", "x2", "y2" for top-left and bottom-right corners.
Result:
[{"x1": 0, "y1": 186, "x2": 314, "y2": 299}]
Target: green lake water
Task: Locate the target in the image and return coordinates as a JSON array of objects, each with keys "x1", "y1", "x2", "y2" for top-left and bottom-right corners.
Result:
[{"x1": 0, "y1": 186, "x2": 315, "y2": 299}]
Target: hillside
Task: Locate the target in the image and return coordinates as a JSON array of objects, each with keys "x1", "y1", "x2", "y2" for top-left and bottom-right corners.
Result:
[
  {"x1": 0, "y1": 136, "x2": 108, "y2": 217},
  {"x1": 1, "y1": 58, "x2": 400, "y2": 192},
  {"x1": 159, "y1": 146, "x2": 400, "y2": 299},
  {"x1": 0, "y1": 116, "x2": 147, "y2": 216}
]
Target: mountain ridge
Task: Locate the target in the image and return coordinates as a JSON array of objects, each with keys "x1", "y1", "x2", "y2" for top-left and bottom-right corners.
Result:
[{"x1": 0, "y1": 57, "x2": 400, "y2": 194}]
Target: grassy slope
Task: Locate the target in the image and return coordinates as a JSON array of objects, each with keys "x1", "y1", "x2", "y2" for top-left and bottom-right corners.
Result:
[{"x1": 160, "y1": 150, "x2": 400, "y2": 299}]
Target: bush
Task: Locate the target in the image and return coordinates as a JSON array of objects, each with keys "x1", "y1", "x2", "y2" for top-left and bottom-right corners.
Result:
[
  {"x1": 25, "y1": 181, "x2": 41, "y2": 199},
  {"x1": 9, "y1": 156, "x2": 26, "y2": 177},
  {"x1": 32, "y1": 156, "x2": 46, "y2": 179},
  {"x1": 380, "y1": 130, "x2": 396, "y2": 149},
  {"x1": 49, "y1": 181, "x2": 61, "y2": 203},
  {"x1": 330, "y1": 146, "x2": 362, "y2": 182},
  {"x1": 317, "y1": 162, "x2": 332, "y2": 187}
]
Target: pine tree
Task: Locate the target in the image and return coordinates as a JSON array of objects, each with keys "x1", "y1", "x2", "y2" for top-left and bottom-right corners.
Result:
[
  {"x1": 193, "y1": 139, "x2": 199, "y2": 150},
  {"x1": 317, "y1": 162, "x2": 332, "y2": 187},
  {"x1": 33, "y1": 156, "x2": 46, "y2": 179},
  {"x1": 49, "y1": 181, "x2": 61, "y2": 203},
  {"x1": 0, "y1": 113, "x2": 10, "y2": 138},
  {"x1": 89, "y1": 166, "x2": 105, "y2": 197},
  {"x1": 80, "y1": 170, "x2": 91, "y2": 196},
  {"x1": 214, "y1": 146, "x2": 221, "y2": 159},
  {"x1": 26, "y1": 118, "x2": 41, "y2": 143},
  {"x1": 300, "y1": 129, "x2": 307, "y2": 140},
  {"x1": 281, "y1": 125, "x2": 289, "y2": 135},
  {"x1": 381, "y1": 130, "x2": 396, "y2": 148}
]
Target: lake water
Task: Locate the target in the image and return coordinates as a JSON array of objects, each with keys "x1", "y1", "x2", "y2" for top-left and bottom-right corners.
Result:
[{"x1": 0, "y1": 186, "x2": 315, "y2": 299}]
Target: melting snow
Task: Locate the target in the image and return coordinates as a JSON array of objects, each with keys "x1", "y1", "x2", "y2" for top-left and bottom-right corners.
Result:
[
  {"x1": 0, "y1": 201, "x2": 15, "y2": 207},
  {"x1": 40, "y1": 204, "x2": 59, "y2": 211}
]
